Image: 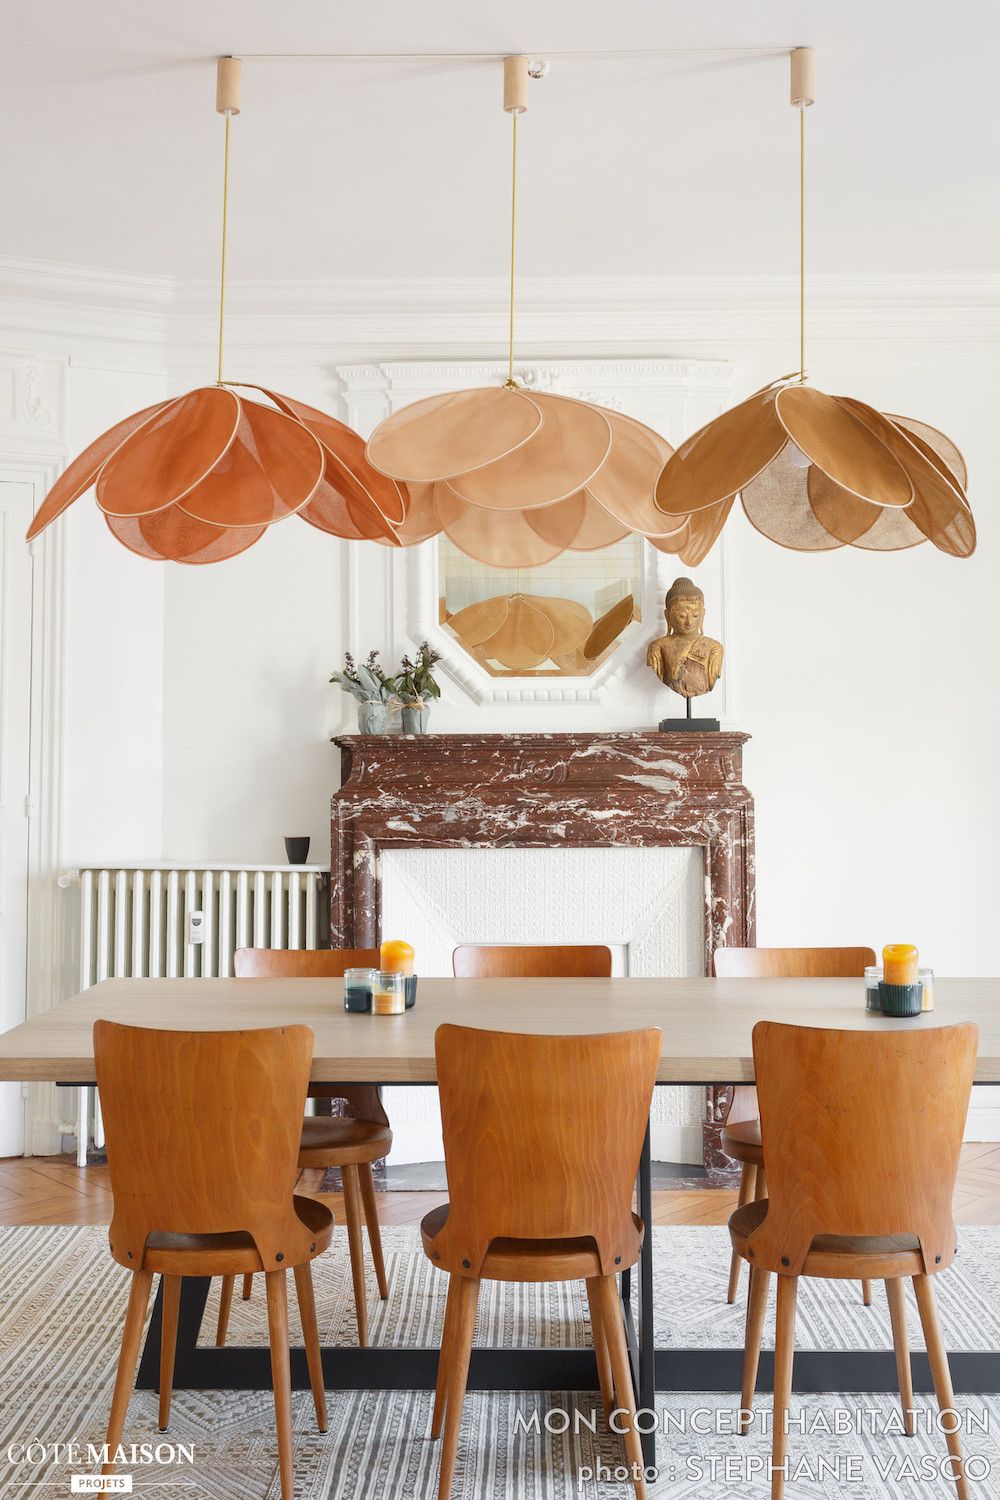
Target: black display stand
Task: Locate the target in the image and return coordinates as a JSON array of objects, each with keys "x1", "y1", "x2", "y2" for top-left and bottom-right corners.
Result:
[{"x1": 660, "y1": 698, "x2": 720, "y2": 733}]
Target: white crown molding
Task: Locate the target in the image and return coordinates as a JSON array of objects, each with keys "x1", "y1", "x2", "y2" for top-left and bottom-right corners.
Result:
[{"x1": 0, "y1": 258, "x2": 996, "y2": 369}]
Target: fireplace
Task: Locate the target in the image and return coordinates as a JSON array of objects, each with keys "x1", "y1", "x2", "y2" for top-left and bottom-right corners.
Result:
[{"x1": 331, "y1": 731, "x2": 755, "y2": 1168}]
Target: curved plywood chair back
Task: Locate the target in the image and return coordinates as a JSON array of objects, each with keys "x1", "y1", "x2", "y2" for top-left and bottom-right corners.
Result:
[
  {"x1": 748, "y1": 1020, "x2": 978, "y2": 1277},
  {"x1": 234, "y1": 947, "x2": 380, "y2": 978},
  {"x1": 94, "y1": 1020, "x2": 315, "y2": 1272},
  {"x1": 232, "y1": 947, "x2": 386, "y2": 1122},
  {"x1": 431, "y1": 1023, "x2": 660, "y2": 1276},
  {"x1": 452, "y1": 945, "x2": 613, "y2": 978},
  {"x1": 713, "y1": 946, "x2": 875, "y2": 978}
]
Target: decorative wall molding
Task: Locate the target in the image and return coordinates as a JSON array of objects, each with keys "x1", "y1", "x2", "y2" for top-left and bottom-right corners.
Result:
[{"x1": 0, "y1": 257, "x2": 997, "y2": 369}]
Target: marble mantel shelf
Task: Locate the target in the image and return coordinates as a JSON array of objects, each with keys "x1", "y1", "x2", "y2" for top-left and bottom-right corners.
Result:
[{"x1": 329, "y1": 731, "x2": 756, "y2": 1169}]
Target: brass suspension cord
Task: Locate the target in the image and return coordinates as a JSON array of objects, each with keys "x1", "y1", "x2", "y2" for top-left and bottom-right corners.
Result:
[
  {"x1": 798, "y1": 103, "x2": 805, "y2": 381},
  {"x1": 506, "y1": 107, "x2": 519, "y2": 388},
  {"x1": 217, "y1": 109, "x2": 232, "y2": 385}
]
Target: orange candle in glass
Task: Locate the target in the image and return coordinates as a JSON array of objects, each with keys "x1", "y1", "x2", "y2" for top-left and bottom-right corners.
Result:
[
  {"x1": 380, "y1": 939, "x2": 414, "y2": 977},
  {"x1": 883, "y1": 943, "x2": 919, "y2": 985}
]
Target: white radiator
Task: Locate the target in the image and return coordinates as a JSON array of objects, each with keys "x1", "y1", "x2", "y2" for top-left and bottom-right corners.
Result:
[{"x1": 61, "y1": 862, "x2": 328, "y2": 1164}]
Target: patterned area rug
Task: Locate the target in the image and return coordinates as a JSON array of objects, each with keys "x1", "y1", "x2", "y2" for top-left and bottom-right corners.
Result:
[{"x1": 1, "y1": 1223, "x2": 998, "y2": 1498}]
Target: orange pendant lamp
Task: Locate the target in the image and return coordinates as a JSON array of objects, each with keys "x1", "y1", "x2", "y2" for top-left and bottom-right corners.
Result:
[
  {"x1": 654, "y1": 49, "x2": 975, "y2": 559},
  {"x1": 365, "y1": 57, "x2": 689, "y2": 568},
  {"x1": 25, "y1": 58, "x2": 404, "y2": 562}
]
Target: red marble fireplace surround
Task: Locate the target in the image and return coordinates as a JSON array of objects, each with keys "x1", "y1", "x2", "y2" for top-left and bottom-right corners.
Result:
[{"x1": 330, "y1": 730, "x2": 755, "y2": 1167}]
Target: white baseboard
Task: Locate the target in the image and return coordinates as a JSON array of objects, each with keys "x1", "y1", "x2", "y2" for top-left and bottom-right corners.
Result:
[{"x1": 965, "y1": 1109, "x2": 1000, "y2": 1143}]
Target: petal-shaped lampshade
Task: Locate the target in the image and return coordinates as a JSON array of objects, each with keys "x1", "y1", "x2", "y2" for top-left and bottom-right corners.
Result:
[
  {"x1": 583, "y1": 594, "x2": 637, "y2": 661},
  {"x1": 445, "y1": 393, "x2": 612, "y2": 510},
  {"x1": 654, "y1": 379, "x2": 974, "y2": 560},
  {"x1": 106, "y1": 509, "x2": 266, "y2": 564},
  {"x1": 25, "y1": 385, "x2": 402, "y2": 561},
  {"x1": 366, "y1": 382, "x2": 681, "y2": 567},
  {"x1": 366, "y1": 386, "x2": 542, "y2": 482},
  {"x1": 436, "y1": 488, "x2": 566, "y2": 568},
  {"x1": 448, "y1": 592, "x2": 595, "y2": 670}
]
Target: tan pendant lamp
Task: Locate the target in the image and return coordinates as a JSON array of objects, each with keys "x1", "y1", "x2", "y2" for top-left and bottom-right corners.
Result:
[
  {"x1": 366, "y1": 57, "x2": 685, "y2": 567},
  {"x1": 26, "y1": 58, "x2": 404, "y2": 561},
  {"x1": 654, "y1": 49, "x2": 975, "y2": 559}
]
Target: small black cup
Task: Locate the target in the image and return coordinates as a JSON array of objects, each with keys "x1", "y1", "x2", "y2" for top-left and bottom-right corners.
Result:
[{"x1": 284, "y1": 836, "x2": 310, "y2": 865}]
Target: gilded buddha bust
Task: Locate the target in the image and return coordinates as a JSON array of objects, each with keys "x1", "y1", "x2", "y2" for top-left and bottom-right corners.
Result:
[{"x1": 646, "y1": 577, "x2": 723, "y2": 699}]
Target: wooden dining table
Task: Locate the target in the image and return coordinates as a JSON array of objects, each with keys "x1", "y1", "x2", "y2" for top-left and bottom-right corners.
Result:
[{"x1": 1, "y1": 973, "x2": 998, "y2": 1471}]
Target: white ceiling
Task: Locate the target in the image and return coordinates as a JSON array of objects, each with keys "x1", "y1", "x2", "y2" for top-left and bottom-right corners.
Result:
[{"x1": 3, "y1": 0, "x2": 997, "y2": 283}]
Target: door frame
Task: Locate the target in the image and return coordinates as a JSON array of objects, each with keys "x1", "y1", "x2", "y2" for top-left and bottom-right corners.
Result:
[{"x1": 0, "y1": 451, "x2": 66, "y2": 1155}]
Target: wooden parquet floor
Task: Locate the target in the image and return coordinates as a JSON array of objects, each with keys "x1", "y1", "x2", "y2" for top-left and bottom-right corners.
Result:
[{"x1": 2, "y1": 1143, "x2": 1000, "y2": 1226}]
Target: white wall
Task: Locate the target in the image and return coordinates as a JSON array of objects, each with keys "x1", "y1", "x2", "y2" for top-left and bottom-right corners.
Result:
[
  {"x1": 3, "y1": 267, "x2": 998, "y2": 1145},
  {"x1": 57, "y1": 361, "x2": 169, "y2": 864}
]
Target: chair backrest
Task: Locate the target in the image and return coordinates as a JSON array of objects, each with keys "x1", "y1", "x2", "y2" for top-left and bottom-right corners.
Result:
[
  {"x1": 94, "y1": 1020, "x2": 316, "y2": 1272},
  {"x1": 430, "y1": 1022, "x2": 661, "y2": 1276},
  {"x1": 452, "y1": 945, "x2": 613, "y2": 978},
  {"x1": 234, "y1": 947, "x2": 380, "y2": 978},
  {"x1": 713, "y1": 946, "x2": 875, "y2": 978},
  {"x1": 748, "y1": 1020, "x2": 978, "y2": 1277},
  {"x1": 232, "y1": 946, "x2": 385, "y2": 1122}
]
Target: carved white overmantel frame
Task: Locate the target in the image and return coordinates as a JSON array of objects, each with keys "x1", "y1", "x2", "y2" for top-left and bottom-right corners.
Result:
[{"x1": 334, "y1": 357, "x2": 735, "y2": 722}]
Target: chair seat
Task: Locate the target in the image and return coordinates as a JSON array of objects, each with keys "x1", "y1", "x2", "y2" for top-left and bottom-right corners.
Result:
[
  {"x1": 728, "y1": 1198, "x2": 925, "y2": 1280},
  {"x1": 141, "y1": 1195, "x2": 334, "y2": 1275},
  {"x1": 722, "y1": 1117, "x2": 763, "y2": 1166},
  {"x1": 297, "y1": 1116, "x2": 392, "y2": 1168},
  {"x1": 420, "y1": 1201, "x2": 644, "y2": 1283}
]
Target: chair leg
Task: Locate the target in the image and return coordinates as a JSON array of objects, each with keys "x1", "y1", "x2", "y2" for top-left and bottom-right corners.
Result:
[
  {"x1": 293, "y1": 1261, "x2": 328, "y2": 1433},
  {"x1": 913, "y1": 1274, "x2": 968, "y2": 1499},
  {"x1": 158, "y1": 1275, "x2": 181, "y2": 1432},
  {"x1": 885, "y1": 1278, "x2": 915, "y2": 1436},
  {"x1": 265, "y1": 1269, "x2": 294, "y2": 1500},
  {"x1": 432, "y1": 1275, "x2": 459, "y2": 1440},
  {"x1": 216, "y1": 1274, "x2": 235, "y2": 1347},
  {"x1": 242, "y1": 1272, "x2": 254, "y2": 1300},
  {"x1": 101, "y1": 1269, "x2": 154, "y2": 1488},
  {"x1": 437, "y1": 1275, "x2": 480, "y2": 1500},
  {"x1": 585, "y1": 1277, "x2": 615, "y2": 1421},
  {"x1": 593, "y1": 1274, "x2": 648, "y2": 1500},
  {"x1": 727, "y1": 1163, "x2": 758, "y2": 1304},
  {"x1": 862, "y1": 1279, "x2": 873, "y2": 1307},
  {"x1": 754, "y1": 1166, "x2": 767, "y2": 1201},
  {"x1": 740, "y1": 1263, "x2": 772, "y2": 1434},
  {"x1": 770, "y1": 1274, "x2": 798, "y2": 1500},
  {"x1": 359, "y1": 1161, "x2": 389, "y2": 1299},
  {"x1": 341, "y1": 1163, "x2": 369, "y2": 1347}
]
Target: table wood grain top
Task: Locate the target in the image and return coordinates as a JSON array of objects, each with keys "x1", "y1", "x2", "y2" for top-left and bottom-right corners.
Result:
[{"x1": 0, "y1": 976, "x2": 997, "y2": 1085}]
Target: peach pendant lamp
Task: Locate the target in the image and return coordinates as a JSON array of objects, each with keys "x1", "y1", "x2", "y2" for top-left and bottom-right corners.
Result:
[
  {"x1": 25, "y1": 58, "x2": 406, "y2": 562},
  {"x1": 365, "y1": 57, "x2": 689, "y2": 568},
  {"x1": 654, "y1": 48, "x2": 975, "y2": 559}
]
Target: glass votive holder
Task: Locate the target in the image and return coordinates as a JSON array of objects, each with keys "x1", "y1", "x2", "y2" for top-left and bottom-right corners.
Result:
[
  {"x1": 404, "y1": 974, "x2": 418, "y2": 1010},
  {"x1": 865, "y1": 965, "x2": 882, "y2": 1013},
  {"x1": 372, "y1": 970, "x2": 406, "y2": 1016},
  {"x1": 344, "y1": 967, "x2": 375, "y2": 1013},
  {"x1": 920, "y1": 967, "x2": 935, "y2": 1012}
]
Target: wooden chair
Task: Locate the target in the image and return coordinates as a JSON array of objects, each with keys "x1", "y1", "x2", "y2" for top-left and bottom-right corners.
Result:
[
  {"x1": 713, "y1": 946, "x2": 876, "y2": 1304},
  {"x1": 732, "y1": 1020, "x2": 978, "y2": 1500},
  {"x1": 94, "y1": 1020, "x2": 331, "y2": 1500},
  {"x1": 423, "y1": 1023, "x2": 660, "y2": 1500},
  {"x1": 452, "y1": 944, "x2": 613, "y2": 978},
  {"x1": 217, "y1": 947, "x2": 390, "y2": 1348}
]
